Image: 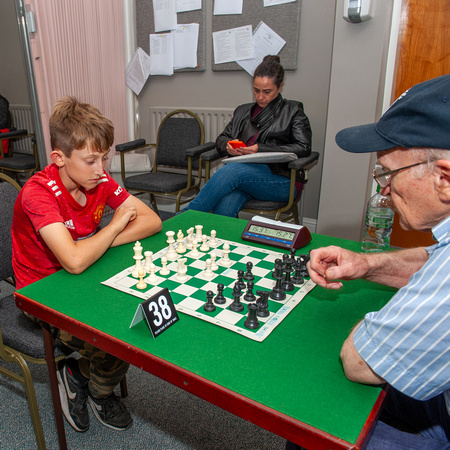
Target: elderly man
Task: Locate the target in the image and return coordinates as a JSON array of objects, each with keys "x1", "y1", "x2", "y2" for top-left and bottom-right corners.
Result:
[{"x1": 288, "y1": 75, "x2": 450, "y2": 449}]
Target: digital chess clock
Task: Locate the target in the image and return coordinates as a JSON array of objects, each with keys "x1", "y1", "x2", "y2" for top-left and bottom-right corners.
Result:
[{"x1": 242, "y1": 216, "x2": 312, "y2": 249}]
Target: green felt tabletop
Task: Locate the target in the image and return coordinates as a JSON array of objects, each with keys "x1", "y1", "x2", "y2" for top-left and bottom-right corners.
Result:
[{"x1": 17, "y1": 210, "x2": 396, "y2": 445}]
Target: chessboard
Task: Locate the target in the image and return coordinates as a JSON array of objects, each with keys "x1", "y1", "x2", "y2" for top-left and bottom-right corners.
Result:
[{"x1": 102, "y1": 229, "x2": 315, "y2": 342}]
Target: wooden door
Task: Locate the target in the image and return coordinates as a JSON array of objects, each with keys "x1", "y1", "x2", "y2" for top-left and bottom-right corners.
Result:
[{"x1": 389, "y1": 0, "x2": 450, "y2": 248}]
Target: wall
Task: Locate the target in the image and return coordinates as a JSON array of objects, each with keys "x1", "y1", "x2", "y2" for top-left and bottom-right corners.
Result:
[
  {"x1": 136, "y1": 0, "x2": 336, "y2": 224},
  {"x1": 0, "y1": 0, "x2": 30, "y2": 104}
]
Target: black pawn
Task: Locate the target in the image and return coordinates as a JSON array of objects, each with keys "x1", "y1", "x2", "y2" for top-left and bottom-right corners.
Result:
[
  {"x1": 214, "y1": 283, "x2": 226, "y2": 305},
  {"x1": 272, "y1": 258, "x2": 282, "y2": 278},
  {"x1": 290, "y1": 247, "x2": 297, "y2": 260},
  {"x1": 282, "y1": 259, "x2": 295, "y2": 292},
  {"x1": 203, "y1": 290, "x2": 216, "y2": 312},
  {"x1": 244, "y1": 280, "x2": 256, "y2": 302},
  {"x1": 299, "y1": 254, "x2": 310, "y2": 278},
  {"x1": 292, "y1": 259, "x2": 304, "y2": 285},
  {"x1": 243, "y1": 261, "x2": 254, "y2": 281},
  {"x1": 270, "y1": 263, "x2": 286, "y2": 301},
  {"x1": 244, "y1": 303, "x2": 260, "y2": 329},
  {"x1": 229, "y1": 284, "x2": 244, "y2": 312},
  {"x1": 256, "y1": 290, "x2": 270, "y2": 318},
  {"x1": 237, "y1": 269, "x2": 246, "y2": 291}
]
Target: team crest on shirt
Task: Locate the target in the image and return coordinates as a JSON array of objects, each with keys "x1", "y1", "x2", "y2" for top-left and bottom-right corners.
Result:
[{"x1": 94, "y1": 204, "x2": 105, "y2": 223}]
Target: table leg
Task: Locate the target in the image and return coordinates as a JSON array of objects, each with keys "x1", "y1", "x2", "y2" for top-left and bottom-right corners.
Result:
[{"x1": 41, "y1": 322, "x2": 68, "y2": 450}]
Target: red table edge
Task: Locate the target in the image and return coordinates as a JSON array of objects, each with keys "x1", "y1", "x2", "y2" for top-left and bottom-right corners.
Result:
[{"x1": 15, "y1": 292, "x2": 383, "y2": 450}]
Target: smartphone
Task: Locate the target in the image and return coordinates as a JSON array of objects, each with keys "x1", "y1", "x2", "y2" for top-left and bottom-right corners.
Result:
[{"x1": 228, "y1": 140, "x2": 246, "y2": 149}]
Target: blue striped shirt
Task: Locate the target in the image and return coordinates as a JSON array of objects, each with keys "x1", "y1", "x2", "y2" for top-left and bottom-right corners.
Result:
[{"x1": 354, "y1": 215, "x2": 450, "y2": 404}]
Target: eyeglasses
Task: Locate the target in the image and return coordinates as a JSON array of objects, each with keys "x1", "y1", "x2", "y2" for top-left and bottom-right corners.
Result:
[{"x1": 372, "y1": 160, "x2": 431, "y2": 188}]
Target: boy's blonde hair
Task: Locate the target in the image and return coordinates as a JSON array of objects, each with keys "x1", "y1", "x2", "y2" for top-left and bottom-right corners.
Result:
[{"x1": 49, "y1": 97, "x2": 114, "y2": 156}]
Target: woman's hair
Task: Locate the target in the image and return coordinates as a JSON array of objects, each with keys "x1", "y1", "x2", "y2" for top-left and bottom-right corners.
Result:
[
  {"x1": 49, "y1": 96, "x2": 114, "y2": 156},
  {"x1": 253, "y1": 55, "x2": 285, "y2": 88}
]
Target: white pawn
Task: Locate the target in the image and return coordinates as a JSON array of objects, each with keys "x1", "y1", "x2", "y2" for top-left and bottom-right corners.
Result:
[
  {"x1": 136, "y1": 269, "x2": 147, "y2": 290},
  {"x1": 190, "y1": 239, "x2": 200, "y2": 257},
  {"x1": 176, "y1": 230, "x2": 186, "y2": 254},
  {"x1": 185, "y1": 227, "x2": 194, "y2": 249},
  {"x1": 132, "y1": 241, "x2": 144, "y2": 278},
  {"x1": 176, "y1": 258, "x2": 188, "y2": 282},
  {"x1": 199, "y1": 234, "x2": 209, "y2": 252},
  {"x1": 209, "y1": 230, "x2": 218, "y2": 247},
  {"x1": 147, "y1": 263, "x2": 158, "y2": 283},
  {"x1": 166, "y1": 230, "x2": 177, "y2": 259},
  {"x1": 221, "y1": 243, "x2": 232, "y2": 267},
  {"x1": 195, "y1": 224, "x2": 203, "y2": 241},
  {"x1": 159, "y1": 256, "x2": 170, "y2": 275},
  {"x1": 143, "y1": 251, "x2": 153, "y2": 273},
  {"x1": 203, "y1": 259, "x2": 214, "y2": 278},
  {"x1": 210, "y1": 251, "x2": 219, "y2": 271}
]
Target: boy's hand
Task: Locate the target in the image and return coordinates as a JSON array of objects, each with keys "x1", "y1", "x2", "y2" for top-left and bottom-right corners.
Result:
[{"x1": 109, "y1": 204, "x2": 138, "y2": 232}]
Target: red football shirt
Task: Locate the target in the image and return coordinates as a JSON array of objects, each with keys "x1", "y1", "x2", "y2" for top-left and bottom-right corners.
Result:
[{"x1": 12, "y1": 163, "x2": 130, "y2": 289}]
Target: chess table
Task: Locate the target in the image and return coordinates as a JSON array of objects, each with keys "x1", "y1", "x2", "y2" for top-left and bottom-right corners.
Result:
[{"x1": 15, "y1": 210, "x2": 396, "y2": 449}]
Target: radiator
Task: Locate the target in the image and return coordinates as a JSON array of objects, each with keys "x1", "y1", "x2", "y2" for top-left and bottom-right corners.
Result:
[
  {"x1": 9, "y1": 104, "x2": 34, "y2": 154},
  {"x1": 148, "y1": 106, "x2": 234, "y2": 144}
]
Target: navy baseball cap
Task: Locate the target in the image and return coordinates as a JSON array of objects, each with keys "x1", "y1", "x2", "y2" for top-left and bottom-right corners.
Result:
[{"x1": 335, "y1": 74, "x2": 450, "y2": 153}]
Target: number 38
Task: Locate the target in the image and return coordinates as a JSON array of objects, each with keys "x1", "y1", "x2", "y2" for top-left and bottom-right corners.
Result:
[{"x1": 148, "y1": 295, "x2": 172, "y2": 326}]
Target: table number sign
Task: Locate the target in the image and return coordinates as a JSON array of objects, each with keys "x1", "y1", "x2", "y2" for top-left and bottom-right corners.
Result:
[{"x1": 130, "y1": 287, "x2": 179, "y2": 337}]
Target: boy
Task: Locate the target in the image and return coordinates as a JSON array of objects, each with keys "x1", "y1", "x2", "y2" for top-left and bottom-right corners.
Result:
[{"x1": 12, "y1": 97, "x2": 162, "y2": 432}]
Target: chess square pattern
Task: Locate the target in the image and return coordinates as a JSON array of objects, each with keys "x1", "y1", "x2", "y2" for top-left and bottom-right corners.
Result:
[{"x1": 102, "y1": 237, "x2": 315, "y2": 342}]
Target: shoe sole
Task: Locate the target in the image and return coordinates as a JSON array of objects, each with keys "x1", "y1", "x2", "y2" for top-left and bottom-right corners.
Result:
[
  {"x1": 57, "y1": 366, "x2": 89, "y2": 433},
  {"x1": 88, "y1": 397, "x2": 133, "y2": 431}
]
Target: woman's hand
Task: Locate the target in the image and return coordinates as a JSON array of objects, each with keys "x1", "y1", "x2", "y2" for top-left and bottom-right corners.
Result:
[{"x1": 226, "y1": 143, "x2": 258, "y2": 156}]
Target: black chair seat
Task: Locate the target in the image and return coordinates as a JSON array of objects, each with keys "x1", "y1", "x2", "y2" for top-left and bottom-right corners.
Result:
[
  {"x1": 0, "y1": 294, "x2": 68, "y2": 359},
  {"x1": 243, "y1": 199, "x2": 289, "y2": 210},
  {"x1": 124, "y1": 172, "x2": 195, "y2": 193},
  {"x1": 0, "y1": 154, "x2": 36, "y2": 170}
]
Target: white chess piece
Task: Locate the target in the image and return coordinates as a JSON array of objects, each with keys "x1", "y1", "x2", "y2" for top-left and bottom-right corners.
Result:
[
  {"x1": 209, "y1": 230, "x2": 218, "y2": 247},
  {"x1": 195, "y1": 224, "x2": 203, "y2": 241},
  {"x1": 199, "y1": 234, "x2": 209, "y2": 252},
  {"x1": 143, "y1": 251, "x2": 153, "y2": 273},
  {"x1": 136, "y1": 269, "x2": 147, "y2": 289},
  {"x1": 190, "y1": 239, "x2": 200, "y2": 257},
  {"x1": 159, "y1": 256, "x2": 170, "y2": 275},
  {"x1": 165, "y1": 230, "x2": 177, "y2": 259},
  {"x1": 176, "y1": 230, "x2": 186, "y2": 254},
  {"x1": 185, "y1": 227, "x2": 194, "y2": 249},
  {"x1": 147, "y1": 263, "x2": 158, "y2": 283},
  {"x1": 203, "y1": 259, "x2": 214, "y2": 278},
  {"x1": 176, "y1": 258, "x2": 188, "y2": 282},
  {"x1": 221, "y1": 242, "x2": 232, "y2": 267},
  {"x1": 210, "y1": 251, "x2": 219, "y2": 271},
  {"x1": 132, "y1": 241, "x2": 144, "y2": 277}
]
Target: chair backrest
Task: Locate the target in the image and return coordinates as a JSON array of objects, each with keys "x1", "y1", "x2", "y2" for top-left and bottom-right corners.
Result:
[
  {"x1": 0, "y1": 174, "x2": 20, "y2": 281},
  {"x1": 0, "y1": 95, "x2": 11, "y2": 129},
  {"x1": 155, "y1": 110, "x2": 204, "y2": 170}
]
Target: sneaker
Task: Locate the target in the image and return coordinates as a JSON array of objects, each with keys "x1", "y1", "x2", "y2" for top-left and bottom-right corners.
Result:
[
  {"x1": 88, "y1": 393, "x2": 133, "y2": 430},
  {"x1": 57, "y1": 360, "x2": 89, "y2": 432}
]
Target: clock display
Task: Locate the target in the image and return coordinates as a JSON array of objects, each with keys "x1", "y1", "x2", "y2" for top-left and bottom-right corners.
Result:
[{"x1": 248, "y1": 224, "x2": 295, "y2": 241}]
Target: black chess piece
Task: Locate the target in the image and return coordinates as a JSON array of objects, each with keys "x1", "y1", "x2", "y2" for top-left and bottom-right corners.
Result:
[
  {"x1": 237, "y1": 269, "x2": 246, "y2": 291},
  {"x1": 272, "y1": 258, "x2": 282, "y2": 278},
  {"x1": 282, "y1": 259, "x2": 295, "y2": 292},
  {"x1": 229, "y1": 284, "x2": 244, "y2": 312},
  {"x1": 270, "y1": 263, "x2": 286, "y2": 301},
  {"x1": 203, "y1": 290, "x2": 216, "y2": 312},
  {"x1": 244, "y1": 280, "x2": 256, "y2": 302},
  {"x1": 243, "y1": 261, "x2": 254, "y2": 281},
  {"x1": 290, "y1": 247, "x2": 296, "y2": 260},
  {"x1": 292, "y1": 258, "x2": 304, "y2": 285},
  {"x1": 214, "y1": 283, "x2": 226, "y2": 305},
  {"x1": 244, "y1": 303, "x2": 260, "y2": 329},
  {"x1": 256, "y1": 290, "x2": 270, "y2": 318},
  {"x1": 299, "y1": 254, "x2": 310, "y2": 278}
]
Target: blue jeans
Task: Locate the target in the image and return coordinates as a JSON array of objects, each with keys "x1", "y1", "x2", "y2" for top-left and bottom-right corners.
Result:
[
  {"x1": 185, "y1": 163, "x2": 293, "y2": 217},
  {"x1": 285, "y1": 389, "x2": 450, "y2": 449}
]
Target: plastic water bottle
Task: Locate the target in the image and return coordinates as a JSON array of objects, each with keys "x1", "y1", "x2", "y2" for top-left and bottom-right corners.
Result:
[{"x1": 361, "y1": 188, "x2": 394, "y2": 252}]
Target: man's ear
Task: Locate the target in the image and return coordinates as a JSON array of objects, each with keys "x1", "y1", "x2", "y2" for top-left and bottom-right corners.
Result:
[
  {"x1": 434, "y1": 159, "x2": 450, "y2": 202},
  {"x1": 50, "y1": 149, "x2": 66, "y2": 167}
]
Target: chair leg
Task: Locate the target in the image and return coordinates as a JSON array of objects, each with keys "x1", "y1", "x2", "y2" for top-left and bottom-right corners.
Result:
[
  {"x1": 120, "y1": 375, "x2": 128, "y2": 398},
  {"x1": 149, "y1": 194, "x2": 159, "y2": 215}
]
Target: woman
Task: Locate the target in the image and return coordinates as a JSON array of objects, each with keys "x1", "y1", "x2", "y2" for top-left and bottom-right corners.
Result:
[{"x1": 185, "y1": 55, "x2": 312, "y2": 217}]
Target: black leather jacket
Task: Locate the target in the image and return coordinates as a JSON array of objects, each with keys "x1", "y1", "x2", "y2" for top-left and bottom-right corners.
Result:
[{"x1": 215, "y1": 97, "x2": 312, "y2": 177}]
